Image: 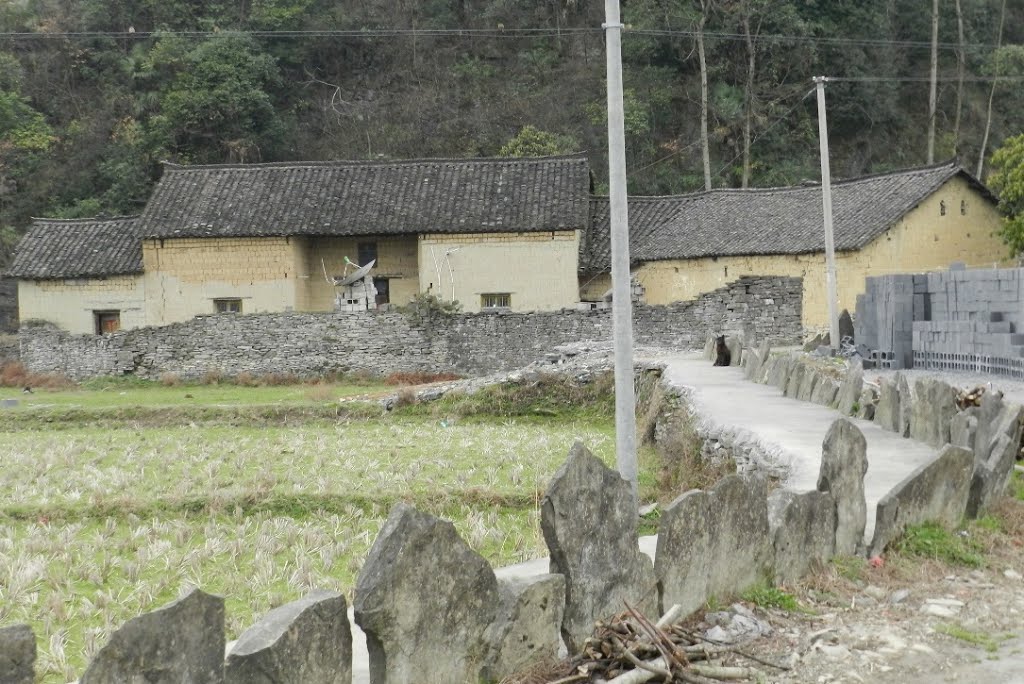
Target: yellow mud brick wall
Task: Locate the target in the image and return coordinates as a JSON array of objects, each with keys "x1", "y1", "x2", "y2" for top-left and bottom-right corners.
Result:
[
  {"x1": 633, "y1": 177, "x2": 1009, "y2": 329},
  {"x1": 18, "y1": 275, "x2": 146, "y2": 334},
  {"x1": 141, "y1": 237, "x2": 300, "y2": 325},
  {"x1": 419, "y1": 231, "x2": 580, "y2": 312},
  {"x1": 296, "y1": 236, "x2": 420, "y2": 311}
]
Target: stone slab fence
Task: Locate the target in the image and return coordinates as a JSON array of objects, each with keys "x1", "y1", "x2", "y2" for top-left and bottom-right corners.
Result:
[
  {"x1": 17, "y1": 276, "x2": 801, "y2": 380},
  {"x1": 731, "y1": 340, "x2": 1022, "y2": 524}
]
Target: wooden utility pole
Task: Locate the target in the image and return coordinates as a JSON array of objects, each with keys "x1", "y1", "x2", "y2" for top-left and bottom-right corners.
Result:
[
  {"x1": 603, "y1": 0, "x2": 638, "y2": 504},
  {"x1": 814, "y1": 77, "x2": 840, "y2": 349}
]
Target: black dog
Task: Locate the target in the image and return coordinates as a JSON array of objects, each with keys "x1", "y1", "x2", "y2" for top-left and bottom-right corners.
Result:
[{"x1": 713, "y1": 335, "x2": 731, "y2": 367}]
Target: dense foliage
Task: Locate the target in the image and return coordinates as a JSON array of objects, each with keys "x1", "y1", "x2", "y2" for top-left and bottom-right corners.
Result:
[{"x1": 0, "y1": 0, "x2": 1023, "y2": 259}]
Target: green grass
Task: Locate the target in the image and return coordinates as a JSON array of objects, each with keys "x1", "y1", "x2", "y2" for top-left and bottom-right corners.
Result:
[
  {"x1": 0, "y1": 378, "x2": 386, "y2": 410},
  {"x1": 894, "y1": 522, "x2": 986, "y2": 568},
  {"x1": 936, "y1": 623, "x2": 1004, "y2": 652},
  {"x1": 830, "y1": 555, "x2": 867, "y2": 582},
  {"x1": 740, "y1": 583, "x2": 800, "y2": 612},
  {"x1": 1012, "y1": 469, "x2": 1024, "y2": 502}
]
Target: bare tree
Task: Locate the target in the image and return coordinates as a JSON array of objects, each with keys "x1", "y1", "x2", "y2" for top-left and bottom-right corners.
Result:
[
  {"x1": 696, "y1": 0, "x2": 713, "y2": 190},
  {"x1": 952, "y1": 0, "x2": 965, "y2": 157},
  {"x1": 927, "y1": 0, "x2": 938, "y2": 164},
  {"x1": 740, "y1": 0, "x2": 762, "y2": 188},
  {"x1": 978, "y1": 0, "x2": 1007, "y2": 178}
]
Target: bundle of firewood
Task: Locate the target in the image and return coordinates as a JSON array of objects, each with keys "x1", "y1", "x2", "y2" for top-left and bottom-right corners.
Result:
[
  {"x1": 956, "y1": 385, "x2": 986, "y2": 410},
  {"x1": 549, "y1": 603, "x2": 785, "y2": 684}
]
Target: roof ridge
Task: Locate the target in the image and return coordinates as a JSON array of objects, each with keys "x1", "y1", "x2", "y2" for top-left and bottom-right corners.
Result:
[
  {"x1": 592, "y1": 160, "x2": 964, "y2": 202},
  {"x1": 30, "y1": 215, "x2": 140, "y2": 224},
  {"x1": 161, "y1": 153, "x2": 591, "y2": 172}
]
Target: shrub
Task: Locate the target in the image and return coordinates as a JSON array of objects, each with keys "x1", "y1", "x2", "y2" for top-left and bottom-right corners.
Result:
[
  {"x1": 0, "y1": 361, "x2": 74, "y2": 389},
  {"x1": 159, "y1": 372, "x2": 182, "y2": 386},
  {"x1": 384, "y1": 371, "x2": 462, "y2": 386}
]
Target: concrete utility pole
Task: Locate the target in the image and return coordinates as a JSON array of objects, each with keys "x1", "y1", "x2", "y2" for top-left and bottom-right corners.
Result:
[
  {"x1": 603, "y1": 0, "x2": 638, "y2": 505},
  {"x1": 814, "y1": 77, "x2": 840, "y2": 349}
]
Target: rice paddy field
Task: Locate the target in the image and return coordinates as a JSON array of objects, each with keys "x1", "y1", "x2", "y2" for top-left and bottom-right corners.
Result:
[{"x1": 0, "y1": 374, "x2": 644, "y2": 682}]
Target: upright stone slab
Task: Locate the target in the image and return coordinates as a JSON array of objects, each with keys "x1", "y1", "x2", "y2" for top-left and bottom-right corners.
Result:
[
  {"x1": 797, "y1": 365, "x2": 819, "y2": 402},
  {"x1": 874, "y1": 377, "x2": 900, "y2": 433},
  {"x1": 810, "y1": 377, "x2": 840, "y2": 407},
  {"x1": 354, "y1": 504, "x2": 498, "y2": 683},
  {"x1": 702, "y1": 335, "x2": 715, "y2": 361},
  {"x1": 726, "y1": 336, "x2": 742, "y2": 367},
  {"x1": 950, "y1": 408, "x2": 978, "y2": 450},
  {"x1": 483, "y1": 574, "x2": 565, "y2": 682},
  {"x1": 655, "y1": 475, "x2": 771, "y2": 618},
  {"x1": 742, "y1": 347, "x2": 761, "y2": 381},
  {"x1": 897, "y1": 374, "x2": 913, "y2": 437},
  {"x1": 856, "y1": 385, "x2": 877, "y2": 421},
  {"x1": 769, "y1": 490, "x2": 837, "y2": 584},
  {"x1": 541, "y1": 443, "x2": 658, "y2": 653},
  {"x1": 869, "y1": 445, "x2": 973, "y2": 557},
  {"x1": 817, "y1": 419, "x2": 868, "y2": 555},
  {"x1": 974, "y1": 393, "x2": 1024, "y2": 467},
  {"x1": 0, "y1": 624, "x2": 35, "y2": 684},
  {"x1": 836, "y1": 360, "x2": 863, "y2": 416},
  {"x1": 79, "y1": 589, "x2": 224, "y2": 684},
  {"x1": 768, "y1": 354, "x2": 795, "y2": 392},
  {"x1": 838, "y1": 309, "x2": 854, "y2": 343},
  {"x1": 968, "y1": 394, "x2": 1024, "y2": 517},
  {"x1": 784, "y1": 360, "x2": 806, "y2": 398},
  {"x1": 910, "y1": 378, "x2": 957, "y2": 447},
  {"x1": 225, "y1": 590, "x2": 351, "y2": 684}
]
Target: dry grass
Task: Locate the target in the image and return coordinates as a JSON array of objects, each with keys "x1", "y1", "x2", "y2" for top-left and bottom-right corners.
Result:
[
  {"x1": 0, "y1": 361, "x2": 73, "y2": 390},
  {"x1": 384, "y1": 371, "x2": 462, "y2": 386}
]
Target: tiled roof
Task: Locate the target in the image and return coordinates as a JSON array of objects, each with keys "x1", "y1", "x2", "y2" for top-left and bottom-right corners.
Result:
[
  {"x1": 137, "y1": 155, "x2": 592, "y2": 239},
  {"x1": 581, "y1": 162, "x2": 993, "y2": 273},
  {"x1": 5, "y1": 217, "x2": 143, "y2": 279}
]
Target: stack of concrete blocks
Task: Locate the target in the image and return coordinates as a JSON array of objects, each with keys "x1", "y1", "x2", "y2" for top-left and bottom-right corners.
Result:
[
  {"x1": 854, "y1": 273, "x2": 923, "y2": 369},
  {"x1": 912, "y1": 266, "x2": 1024, "y2": 379}
]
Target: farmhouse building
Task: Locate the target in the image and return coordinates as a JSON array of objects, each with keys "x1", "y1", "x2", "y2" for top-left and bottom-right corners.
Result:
[
  {"x1": 8, "y1": 156, "x2": 590, "y2": 334},
  {"x1": 6, "y1": 157, "x2": 1009, "y2": 335},
  {"x1": 580, "y1": 161, "x2": 1008, "y2": 328}
]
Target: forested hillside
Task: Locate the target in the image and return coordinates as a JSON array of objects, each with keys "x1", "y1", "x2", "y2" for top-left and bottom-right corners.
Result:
[{"x1": 1, "y1": 0, "x2": 1023, "y2": 261}]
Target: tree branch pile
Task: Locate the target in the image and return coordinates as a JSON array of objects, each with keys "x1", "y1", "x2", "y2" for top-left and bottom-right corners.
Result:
[{"x1": 542, "y1": 602, "x2": 789, "y2": 684}]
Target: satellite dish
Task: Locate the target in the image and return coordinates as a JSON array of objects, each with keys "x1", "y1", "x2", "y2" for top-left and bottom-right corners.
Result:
[{"x1": 335, "y1": 259, "x2": 375, "y2": 286}]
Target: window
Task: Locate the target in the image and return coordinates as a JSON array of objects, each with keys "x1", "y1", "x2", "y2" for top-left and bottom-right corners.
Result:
[
  {"x1": 214, "y1": 298, "x2": 242, "y2": 314},
  {"x1": 358, "y1": 242, "x2": 378, "y2": 266},
  {"x1": 373, "y1": 277, "x2": 390, "y2": 306},
  {"x1": 940, "y1": 200, "x2": 947, "y2": 216},
  {"x1": 481, "y1": 293, "x2": 511, "y2": 309},
  {"x1": 94, "y1": 311, "x2": 120, "y2": 335},
  {"x1": 961, "y1": 200, "x2": 968, "y2": 215}
]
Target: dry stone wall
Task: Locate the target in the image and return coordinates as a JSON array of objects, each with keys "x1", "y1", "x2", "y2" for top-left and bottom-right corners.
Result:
[{"x1": 17, "y1": 276, "x2": 802, "y2": 380}]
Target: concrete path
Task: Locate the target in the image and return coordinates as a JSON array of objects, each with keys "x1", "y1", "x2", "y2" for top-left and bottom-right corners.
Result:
[
  {"x1": 345, "y1": 352, "x2": 944, "y2": 682},
  {"x1": 656, "y1": 353, "x2": 939, "y2": 542}
]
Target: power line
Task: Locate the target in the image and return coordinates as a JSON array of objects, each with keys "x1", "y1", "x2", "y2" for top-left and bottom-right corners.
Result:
[{"x1": 0, "y1": 26, "x2": 1011, "y2": 53}]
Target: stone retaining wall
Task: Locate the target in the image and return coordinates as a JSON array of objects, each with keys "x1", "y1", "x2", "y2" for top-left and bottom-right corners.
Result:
[{"x1": 18, "y1": 276, "x2": 802, "y2": 380}]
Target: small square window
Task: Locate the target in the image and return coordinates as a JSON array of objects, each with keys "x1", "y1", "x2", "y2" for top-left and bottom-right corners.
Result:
[
  {"x1": 94, "y1": 310, "x2": 120, "y2": 335},
  {"x1": 481, "y1": 293, "x2": 511, "y2": 309},
  {"x1": 214, "y1": 298, "x2": 242, "y2": 314}
]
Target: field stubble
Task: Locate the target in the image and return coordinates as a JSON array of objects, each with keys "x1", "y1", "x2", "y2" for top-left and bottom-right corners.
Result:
[{"x1": 0, "y1": 374, "x2": 634, "y2": 682}]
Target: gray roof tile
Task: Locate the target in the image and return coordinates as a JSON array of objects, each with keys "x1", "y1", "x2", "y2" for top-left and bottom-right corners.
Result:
[
  {"x1": 137, "y1": 155, "x2": 592, "y2": 239},
  {"x1": 6, "y1": 217, "x2": 143, "y2": 279},
  {"x1": 580, "y1": 162, "x2": 994, "y2": 273}
]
